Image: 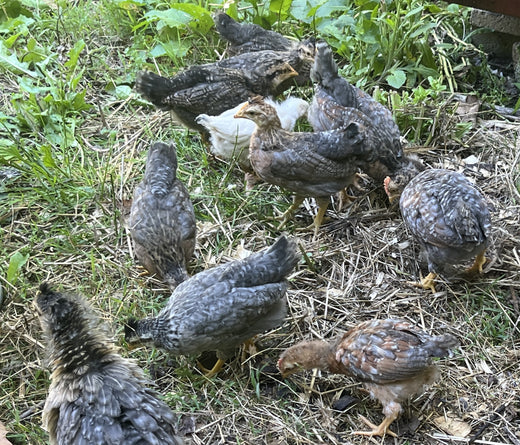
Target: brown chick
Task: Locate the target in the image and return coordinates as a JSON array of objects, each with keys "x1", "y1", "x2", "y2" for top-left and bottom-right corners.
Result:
[
  {"x1": 36, "y1": 283, "x2": 184, "y2": 445},
  {"x1": 213, "y1": 11, "x2": 315, "y2": 93},
  {"x1": 196, "y1": 97, "x2": 309, "y2": 190},
  {"x1": 278, "y1": 319, "x2": 458, "y2": 437},
  {"x1": 125, "y1": 236, "x2": 300, "y2": 377},
  {"x1": 384, "y1": 168, "x2": 492, "y2": 293},
  {"x1": 234, "y1": 96, "x2": 367, "y2": 235},
  {"x1": 135, "y1": 61, "x2": 298, "y2": 138},
  {"x1": 128, "y1": 142, "x2": 196, "y2": 290},
  {"x1": 308, "y1": 41, "x2": 424, "y2": 187}
]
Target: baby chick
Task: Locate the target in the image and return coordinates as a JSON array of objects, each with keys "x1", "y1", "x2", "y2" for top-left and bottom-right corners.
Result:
[
  {"x1": 308, "y1": 41, "x2": 424, "y2": 187},
  {"x1": 128, "y1": 142, "x2": 196, "y2": 290},
  {"x1": 213, "y1": 11, "x2": 316, "y2": 93},
  {"x1": 125, "y1": 236, "x2": 300, "y2": 376},
  {"x1": 36, "y1": 283, "x2": 184, "y2": 445},
  {"x1": 384, "y1": 168, "x2": 492, "y2": 292},
  {"x1": 234, "y1": 96, "x2": 367, "y2": 234},
  {"x1": 278, "y1": 319, "x2": 458, "y2": 437},
  {"x1": 213, "y1": 11, "x2": 303, "y2": 55},
  {"x1": 196, "y1": 97, "x2": 309, "y2": 172},
  {"x1": 135, "y1": 58, "x2": 299, "y2": 138}
]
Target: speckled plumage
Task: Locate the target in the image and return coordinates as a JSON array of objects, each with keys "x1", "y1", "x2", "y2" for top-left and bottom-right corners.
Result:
[
  {"x1": 308, "y1": 41, "x2": 423, "y2": 185},
  {"x1": 234, "y1": 96, "x2": 367, "y2": 232},
  {"x1": 196, "y1": 97, "x2": 309, "y2": 172},
  {"x1": 135, "y1": 61, "x2": 297, "y2": 135},
  {"x1": 278, "y1": 319, "x2": 458, "y2": 437},
  {"x1": 398, "y1": 169, "x2": 492, "y2": 289},
  {"x1": 213, "y1": 12, "x2": 316, "y2": 94},
  {"x1": 125, "y1": 236, "x2": 299, "y2": 373},
  {"x1": 36, "y1": 283, "x2": 183, "y2": 445},
  {"x1": 128, "y1": 142, "x2": 196, "y2": 290},
  {"x1": 217, "y1": 45, "x2": 315, "y2": 97},
  {"x1": 214, "y1": 11, "x2": 300, "y2": 55}
]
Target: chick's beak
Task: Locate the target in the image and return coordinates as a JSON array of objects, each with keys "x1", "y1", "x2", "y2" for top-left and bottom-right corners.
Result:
[
  {"x1": 276, "y1": 64, "x2": 299, "y2": 84},
  {"x1": 383, "y1": 176, "x2": 397, "y2": 204},
  {"x1": 287, "y1": 65, "x2": 299, "y2": 78},
  {"x1": 234, "y1": 102, "x2": 249, "y2": 119},
  {"x1": 277, "y1": 358, "x2": 296, "y2": 378}
]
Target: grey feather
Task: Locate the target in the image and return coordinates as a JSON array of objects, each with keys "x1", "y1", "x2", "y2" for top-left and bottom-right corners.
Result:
[
  {"x1": 126, "y1": 236, "x2": 299, "y2": 362},
  {"x1": 36, "y1": 283, "x2": 184, "y2": 445}
]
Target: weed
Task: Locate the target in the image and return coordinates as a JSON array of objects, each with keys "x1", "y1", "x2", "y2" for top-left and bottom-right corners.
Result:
[{"x1": 1, "y1": 0, "x2": 518, "y2": 444}]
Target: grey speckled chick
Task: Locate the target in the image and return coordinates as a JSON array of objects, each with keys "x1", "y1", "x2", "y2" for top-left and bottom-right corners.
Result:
[
  {"x1": 128, "y1": 142, "x2": 196, "y2": 290},
  {"x1": 308, "y1": 41, "x2": 424, "y2": 186},
  {"x1": 395, "y1": 169, "x2": 492, "y2": 292},
  {"x1": 213, "y1": 11, "x2": 300, "y2": 55},
  {"x1": 125, "y1": 235, "x2": 300, "y2": 376},
  {"x1": 135, "y1": 59, "x2": 298, "y2": 137},
  {"x1": 213, "y1": 12, "x2": 316, "y2": 94},
  {"x1": 36, "y1": 283, "x2": 184, "y2": 445}
]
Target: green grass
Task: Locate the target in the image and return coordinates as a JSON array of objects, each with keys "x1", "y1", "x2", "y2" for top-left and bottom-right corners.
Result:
[{"x1": 1, "y1": 0, "x2": 519, "y2": 443}]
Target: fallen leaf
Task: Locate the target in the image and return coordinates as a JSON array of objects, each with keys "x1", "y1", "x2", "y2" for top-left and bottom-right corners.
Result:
[
  {"x1": 0, "y1": 421, "x2": 13, "y2": 445},
  {"x1": 433, "y1": 415, "x2": 471, "y2": 437},
  {"x1": 463, "y1": 155, "x2": 480, "y2": 166},
  {"x1": 318, "y1": 287, "x2": 342, "y2": 297}
]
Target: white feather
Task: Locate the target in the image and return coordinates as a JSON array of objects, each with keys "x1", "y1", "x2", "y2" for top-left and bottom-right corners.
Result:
[{"x1": 196, "y1": 97, "x2": 309, "y2": 170}]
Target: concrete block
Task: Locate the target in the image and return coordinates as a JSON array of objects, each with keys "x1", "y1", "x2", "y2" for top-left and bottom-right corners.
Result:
[{"x1": 470, "y1": 9, "x2": 520, "y2": 36}]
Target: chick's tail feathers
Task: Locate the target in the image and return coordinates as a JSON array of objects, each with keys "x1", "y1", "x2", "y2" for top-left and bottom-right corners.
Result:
[
  {"x1": 311, "y1": 41, "x2": 339, "y2": 84},
  {"x1": 254, "y1": 236, "x2": 300, "y2": 282},
  {"x1": 263, "y1": 236, "x2": 300, "y2": 279},
  {"x1": 222, "y1": 236, "x2": 300, "y2": 287},
  {"x1": 38, "y1": 281, "x2": 55, "y2": 296},
  {"x1": 311, "y1": 41, "x2": 359, "y2": 111},
  {"x1": 135, "y1": 71, "x2": 179, "y2": 110},
  {"x1": 36, "y1": 282, "x2": 64, "y2": 310},
  {"x1": 213, "y1": 12, "x2": 244, "y2": 43}
]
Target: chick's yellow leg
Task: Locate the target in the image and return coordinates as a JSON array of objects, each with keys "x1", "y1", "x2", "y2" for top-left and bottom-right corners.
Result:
[
  {"x1": 135, "y1": 265, "x2": 151, "y2": 277},
  {"x1": 295, "y1": 197, "x2": 331, "y2": 236},
  {"x1": 198, "y1": 358, "x2": 226, "y2": 378},
  {"x1": 420, "y1": 272, "x2": 437, "y2": 293},
  {"x1": 354, "y1": 413, "x2": 398, "y2": 438},
  {"x1": 407, "y1": 272, "x2": 437, "y2": 293},
  {"x1": 276, "y1": 196, "x2": 304, "y2": 229},
  {"x1": 312, "y1": 197, "x2": 330, "y2": 236},
  {"x1": 465, "y1": 250, "x2": 487, "y2": 275}
]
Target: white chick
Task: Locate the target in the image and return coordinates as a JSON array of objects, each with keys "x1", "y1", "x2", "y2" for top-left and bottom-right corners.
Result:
[{"x1": 196, "y1": 97, "x2": 309, "y2": 171}]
